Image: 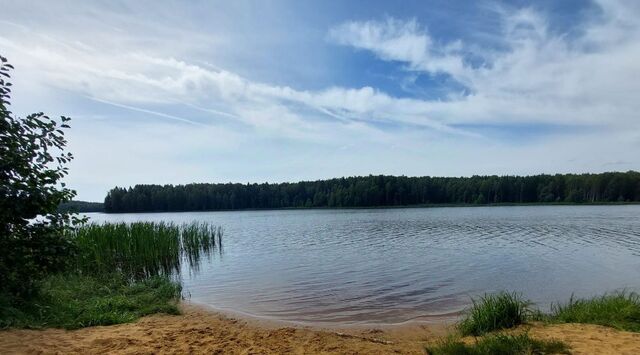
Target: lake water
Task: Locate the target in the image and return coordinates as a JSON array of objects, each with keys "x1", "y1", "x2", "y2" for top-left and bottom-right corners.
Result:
[{"x1": 86, "y1": 205, "x2": 640, "y2": 325}]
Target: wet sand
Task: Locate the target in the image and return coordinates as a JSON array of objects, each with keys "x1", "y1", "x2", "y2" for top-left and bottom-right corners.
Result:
[{"x1": 1, "y1": 304, "x2": 639, "y2": 354}]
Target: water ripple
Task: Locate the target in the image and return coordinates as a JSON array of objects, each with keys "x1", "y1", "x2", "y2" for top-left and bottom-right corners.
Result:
[{"x1": 87, "y1": 205, "x2": 640, "y2": 325}]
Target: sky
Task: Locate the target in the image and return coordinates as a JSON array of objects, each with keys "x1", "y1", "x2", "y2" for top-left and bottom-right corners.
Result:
[{"x1": 1, "y1": 0, "x2": 639, "y2": 201}]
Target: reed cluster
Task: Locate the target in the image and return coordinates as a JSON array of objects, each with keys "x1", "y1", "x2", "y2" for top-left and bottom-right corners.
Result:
[
  {"x1": 182, "y1": 223, "x2": 223, "y2": 270},
  {"x1": 72, "y1": 221, "x2": 223, "y2": 279},
  {"x1": 1, "y1": 221, "x2": 218, "y2": 330}
]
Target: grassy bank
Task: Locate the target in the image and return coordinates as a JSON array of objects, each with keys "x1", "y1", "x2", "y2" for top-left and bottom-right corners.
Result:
[
  {"x1": 457, "y1": 291, "x2": 640, "y2": 334},
  {"x1": 427, "y1": 333, "x2": 570, "y2": 355},
  {"x1": 0, "y1": 274, "x2": 180, "y2": 329},
  {"x1": 548, "y1": 292, "x2": 640, "y2": 332},
  {"x1": 1, "y1": 221, "x2": 222, "y2": 330},
  {"x1": 428, "y1": 291, "x2": 640, "y2": 354}
]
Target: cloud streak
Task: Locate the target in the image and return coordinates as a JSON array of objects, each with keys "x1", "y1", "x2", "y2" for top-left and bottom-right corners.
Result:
[{"x1": 88, "y1": 97, "x2": 207, "y2": 127}]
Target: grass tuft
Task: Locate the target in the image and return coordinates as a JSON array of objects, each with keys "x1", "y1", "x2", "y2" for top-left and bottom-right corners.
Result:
[
  {"x1": 458, "y1": 292, "x2": 532, "y2": 336},
  {"x1": 549, "y1": 292, "x2": 640, "y2": 332},
  {"x1": 426, "y1": 333, "x2": 570, "y2": 355}
]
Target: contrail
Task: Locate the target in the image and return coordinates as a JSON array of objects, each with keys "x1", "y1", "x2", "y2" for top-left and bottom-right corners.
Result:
[{"x1": 88, "y1": 96, "x2": 207, "y2": 127}]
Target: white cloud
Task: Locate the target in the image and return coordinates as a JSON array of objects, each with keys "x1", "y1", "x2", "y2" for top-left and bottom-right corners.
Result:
[
  {"x1": 329, "y1": 18, "x2": 465, "y2": 77},
  {"x1": 328, "y1": 2, "x2": 640, "y2": 128}
]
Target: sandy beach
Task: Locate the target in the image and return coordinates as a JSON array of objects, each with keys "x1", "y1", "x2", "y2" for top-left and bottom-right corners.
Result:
[{"x1": 1, "y1": 303, "x2": 639, "y2": 354}]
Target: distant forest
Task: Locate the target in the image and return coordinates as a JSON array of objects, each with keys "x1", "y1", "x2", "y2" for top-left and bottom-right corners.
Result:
[
  {"x1": 58, "y1": 200, "x2": 104, "y2": 213},
  {"x1": 103, "y1": 171, "x2": 640, "y2": 213}
]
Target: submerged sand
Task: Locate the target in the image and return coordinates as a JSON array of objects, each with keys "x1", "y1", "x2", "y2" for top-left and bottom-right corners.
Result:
[{"x1": 1, "y1": 304, "x2": 639, "y2": 354}]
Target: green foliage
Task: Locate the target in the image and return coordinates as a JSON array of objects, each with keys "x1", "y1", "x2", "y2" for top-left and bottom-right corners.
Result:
[
  {"x1": 0, "y1": 273, "x2": 181, "y2": 329},
  {"x1": 0, "y1": 55, "x2": 82, "y2": 298},
  {"x1": 426, "y1": 333, "x2": 570, "y2": 355},
  {"x1": 455, "y1": 291, "x2": 640, "y2": 337},
  {"x1": 0, "y1": 56, "x2": 209, "y2": 331},
  {"x1": 73, "y1": 222, "x2": 222, "y2": 279},
  {"x1": 549, "y1": 292, "x2": 640, "y2": 332},
  {"x1": 0, "y1": 221, "x2": 220, "y2": 329},
  {"x1": 104, "y1": 172, "x2": 640, "y2": 212},
  {"x1": 58, "y1": 200, "x2": 104, "y2": 213},
  {"x1": 459, "y1": 292, "x2": 532, "y2": 336}
]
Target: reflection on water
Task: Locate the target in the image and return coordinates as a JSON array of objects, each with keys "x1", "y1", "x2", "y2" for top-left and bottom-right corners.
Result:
[{"x1": 86, "y1": 205, "x2": 640, "y2": 325}]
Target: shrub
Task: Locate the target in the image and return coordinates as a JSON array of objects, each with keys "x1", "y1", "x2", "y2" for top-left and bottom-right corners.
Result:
[{"x1": 0, "y1": 55, "x2": 81, "y2": 298}]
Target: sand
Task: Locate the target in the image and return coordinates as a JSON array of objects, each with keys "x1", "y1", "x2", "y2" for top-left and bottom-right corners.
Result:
[
  {"x1": 1, "y1": 304, "x2": 639, "y2": 354},
  {"x1": 529, "y1": 323, "x2": 640, "y2": 355}
]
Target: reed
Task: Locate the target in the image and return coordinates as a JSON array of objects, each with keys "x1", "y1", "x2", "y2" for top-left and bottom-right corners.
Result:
[
  {"x1": 72, "y1": 221, "x2": 223, "y2": 279},
  {"x1": 181, "y1": 223, "x2": 223, "y2": 270}
]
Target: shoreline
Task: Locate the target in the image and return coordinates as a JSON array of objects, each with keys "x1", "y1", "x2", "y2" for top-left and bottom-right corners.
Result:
[
  {"x1": 2, "y1": 302, "x2": 640, "y2": 354},
  {"x1": 184, "y1": 300, "x2": 463, "y2": 330},
  {"x1": 0, "y1": 303, "x2": 451, "y2": 355}
]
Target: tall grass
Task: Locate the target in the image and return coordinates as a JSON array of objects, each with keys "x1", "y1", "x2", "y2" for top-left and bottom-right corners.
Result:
[
  {"x1": 429, "y1": 290, "x2": 640, "y2": 354},
  {"x1": 72, "y1": 221, "x2": 223, "y2": 279},
  {"x1": 426, "y1": 333, "x2": 570, "y2": 355},
  {"x1": 458, "y1": 292, "x2": 532, "y2": 336},
  {"x1": 549, "y1": 292, "x2": 640, "y2": 332},
  {"x1": 181, "y1": 223, "x2": 223, "y2": 270},
  {"x1": 2, "y1": 221, "x2": 221, "y2": 330}
]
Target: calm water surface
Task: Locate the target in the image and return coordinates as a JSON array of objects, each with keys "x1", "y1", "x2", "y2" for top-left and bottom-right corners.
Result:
[{"x1": 86, "y1": 205, "x2": 640, "y2": 325}]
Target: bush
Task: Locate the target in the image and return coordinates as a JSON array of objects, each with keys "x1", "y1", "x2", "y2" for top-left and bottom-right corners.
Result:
[
  {"x1": 1, "y1": 55, "x2": 80, "y2": 298},
  {"x1": 458, "y1": 292, "x2": 532, "y2": 336}
]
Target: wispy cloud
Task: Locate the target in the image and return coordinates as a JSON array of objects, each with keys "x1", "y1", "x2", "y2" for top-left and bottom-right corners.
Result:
[{"x1": 329, "y1": 18, "x2": 465, "y2": 76}]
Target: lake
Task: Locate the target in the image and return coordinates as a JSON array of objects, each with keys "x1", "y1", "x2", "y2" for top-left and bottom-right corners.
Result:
[{"x1": 86, "y1": 205, "x2": 640, "y2": 325}]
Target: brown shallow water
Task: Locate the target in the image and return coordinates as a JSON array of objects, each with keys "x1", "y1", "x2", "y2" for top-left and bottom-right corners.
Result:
[{"x1": 1, "y1": 304, "x2": 640, "y2": 354}]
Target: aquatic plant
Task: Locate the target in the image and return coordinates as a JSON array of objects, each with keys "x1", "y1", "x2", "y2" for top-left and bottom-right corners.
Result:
[
  {"x1": 458, "y1": 292, "x2": 532, "y2": 336},
  {"x1": 181, "y1": 223, "x2": 223, "y2": 270},
  {"x1": 72, "y1": 221, "x2": 223, "y2": 279}
]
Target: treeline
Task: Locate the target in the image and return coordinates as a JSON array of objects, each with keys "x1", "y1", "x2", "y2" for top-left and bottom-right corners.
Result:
[
  {"x1": 103, "y1": 171, "x2": 640, "y2": 213},
  {"x1": 58, "y1": 200, "x2": 104, "y2": 213}
]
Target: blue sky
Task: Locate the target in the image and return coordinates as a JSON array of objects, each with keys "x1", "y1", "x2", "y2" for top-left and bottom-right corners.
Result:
[{"x1": 1, "y1": 0, "x2": 639, "y2": 201}]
